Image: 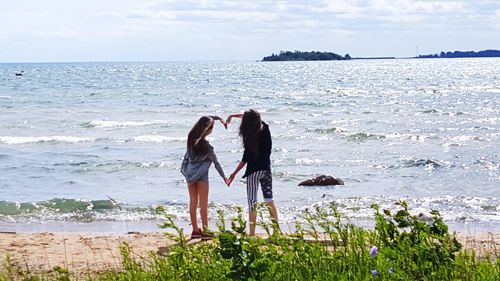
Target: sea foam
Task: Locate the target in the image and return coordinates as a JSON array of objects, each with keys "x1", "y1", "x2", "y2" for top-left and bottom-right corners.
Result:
[{"x1": 0, "y1": 136, "x2": 94, "y2": 144}]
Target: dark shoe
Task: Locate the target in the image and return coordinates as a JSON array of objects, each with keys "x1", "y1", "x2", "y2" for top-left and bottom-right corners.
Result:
[{"x1": 190, "y1": 229, "x2": 202, "y2": 239}]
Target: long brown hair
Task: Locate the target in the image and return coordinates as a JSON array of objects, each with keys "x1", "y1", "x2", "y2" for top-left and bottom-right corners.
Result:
[
  {"x1": 239, "y1": 109, "x2": 262, "y2": 156},
  {"x1": 187, "y1": 116, "x2": 214, "y2": 156}
]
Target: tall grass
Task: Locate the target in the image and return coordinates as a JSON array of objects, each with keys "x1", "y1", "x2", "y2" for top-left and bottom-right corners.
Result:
[{"x1": 2, "y1": 201, "x2": 499, "y2": 280}]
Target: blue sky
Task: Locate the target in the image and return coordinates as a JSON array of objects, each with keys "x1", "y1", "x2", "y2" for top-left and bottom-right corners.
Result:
[{"x1": 1, "y1": 0, "x2": 499, "y2": 62}]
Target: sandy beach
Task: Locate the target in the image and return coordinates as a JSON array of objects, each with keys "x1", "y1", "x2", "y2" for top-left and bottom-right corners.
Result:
[
  {"x1": 0, "y1": 232, "x2": 174, "y2": 277},
  {"x1": 0, "y1": 231, "x2": 498, "y2": 278}
]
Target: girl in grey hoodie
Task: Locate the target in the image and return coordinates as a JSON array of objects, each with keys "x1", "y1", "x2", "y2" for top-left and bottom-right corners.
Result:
[{"x1": 181, "y1": 115, "x2": 227, "y2": 239}]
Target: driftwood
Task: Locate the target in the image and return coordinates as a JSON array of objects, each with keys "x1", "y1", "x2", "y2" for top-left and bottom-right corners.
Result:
[{"x1": 298, "y1": 175, "x2": 344, "y2": 186}]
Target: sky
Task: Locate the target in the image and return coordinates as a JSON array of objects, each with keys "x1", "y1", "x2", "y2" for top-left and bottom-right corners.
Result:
[{"x1": 1, "y1": 0, "x2": 499, "y2": 62}]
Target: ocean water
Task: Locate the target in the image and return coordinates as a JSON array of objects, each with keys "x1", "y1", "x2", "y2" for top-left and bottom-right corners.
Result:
[{"x1": 0, "y1": 59, "x2": 499, "y2": 232}]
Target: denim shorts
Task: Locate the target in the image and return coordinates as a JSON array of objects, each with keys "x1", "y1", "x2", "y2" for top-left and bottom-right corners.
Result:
[{"x1": 187, "y1": 171, "x2": 209, "y2": 184}]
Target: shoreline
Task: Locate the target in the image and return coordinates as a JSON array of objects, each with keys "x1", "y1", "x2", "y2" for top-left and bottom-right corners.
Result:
[
  {"x1": 2, "y1": 219, "x2": 500, "y2": 234},
  {"x1": 0, "y1": 230, "x2": 498, "y2": 277},
  {"x1": 1, "y1": 219, "x2": 499, "y2": 276}
]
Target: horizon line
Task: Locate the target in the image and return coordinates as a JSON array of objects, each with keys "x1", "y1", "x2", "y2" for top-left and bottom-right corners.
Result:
[{"x1": 0, "y1": 57, "x2": 426, "y2": 64}]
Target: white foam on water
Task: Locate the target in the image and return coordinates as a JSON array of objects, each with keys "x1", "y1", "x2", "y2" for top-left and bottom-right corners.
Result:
[
  {"x1": 88, "y1": 120, "x2": 171, "y2": 128},
  {"x1": 295, "y1": 158, "x2": 324, "y2": 165},
  {"x1": 0, "y1": 136, "x2": 95, "y2": 144},
  {"x1": 133, "y1": 135, "x2": 186, "y2": 143}
]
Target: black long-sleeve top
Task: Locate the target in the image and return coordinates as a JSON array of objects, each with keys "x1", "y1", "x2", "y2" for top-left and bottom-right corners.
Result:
[{"x1": 242, "y1": 121, "x2": 272, "y2": 178}]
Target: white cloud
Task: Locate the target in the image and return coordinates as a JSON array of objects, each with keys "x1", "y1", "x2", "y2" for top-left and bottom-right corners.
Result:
[
  {"x1": 32, "y1": 28, "x2": 80, "y2": 40},
  {"x1": 0, "y1": 0, "x2": 499, "y2": 61},
  {"x1": 83, "y1": 0, "x2": 500, "y2": 35},
  {"x1": 312, "y1": 0, "x2": 364, "y2": 15}
]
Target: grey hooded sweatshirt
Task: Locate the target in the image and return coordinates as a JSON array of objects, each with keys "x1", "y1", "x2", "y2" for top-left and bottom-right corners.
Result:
[{"x1": 180, "y1": 142, "x2": 225, "y2": 183}]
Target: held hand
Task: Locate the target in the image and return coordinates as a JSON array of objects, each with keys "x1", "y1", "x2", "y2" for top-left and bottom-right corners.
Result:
[
  {"x1": 226, "y1": 173, "x2": 235, "y2": 186},
  {"x1": 213, "y1": 115, "x2": 227, "y2": 129},
  {"x1": 225, "y1": 116, "x2": 232, "y2": 126}
]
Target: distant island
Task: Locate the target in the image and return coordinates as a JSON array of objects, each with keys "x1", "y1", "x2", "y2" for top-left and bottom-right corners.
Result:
[
  {"x1": 263, "y1": 51, "x2": 351, "y2": 61},
  {"x1": 417, "y1": 49, "x2": 500, "y2": 58},
  {"x1": 262, "y1": 49, "x2": 500, "y2": 61}
]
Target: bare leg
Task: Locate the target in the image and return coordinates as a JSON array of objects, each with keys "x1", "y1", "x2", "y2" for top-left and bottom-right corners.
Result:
[
  {"x1": 188, "y1": 182, "x2": 199, "y2": 232},
  {"x1": 197, "y1": 181, "x2": 209, "y2": 230},
  {"x1": 249, "y1": 210, "x2": 257, "y2": 236},
  {"x1": 266, "y1": 201, "x2": 280, "y2": 234}
]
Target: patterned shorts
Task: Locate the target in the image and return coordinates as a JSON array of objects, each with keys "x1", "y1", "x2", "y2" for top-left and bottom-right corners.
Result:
[{"x1": 246, "y1": 169, "x2": 273, "y2": 211}]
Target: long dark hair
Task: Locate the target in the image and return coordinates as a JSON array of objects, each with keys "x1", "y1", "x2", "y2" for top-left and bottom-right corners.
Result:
[
  {"x1": 239, "y1": 109, "x2": 262, "y2": 156},
  {"x1": 187, "y1": 116, "x2": 214, "y2": 156}
]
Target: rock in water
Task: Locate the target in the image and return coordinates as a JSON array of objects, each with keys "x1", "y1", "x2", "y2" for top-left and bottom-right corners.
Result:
[{"x1": 298, "y1": 175, "x2": 344, "y2": 186}]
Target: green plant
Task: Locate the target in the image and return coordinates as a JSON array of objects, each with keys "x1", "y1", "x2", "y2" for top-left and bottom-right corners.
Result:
[
  {"x1": 372, "y1": 200, "x2": 463, "y2": 280},
  {"x1": 2, "y1": 201, "x2": 499, "y2": 280}
]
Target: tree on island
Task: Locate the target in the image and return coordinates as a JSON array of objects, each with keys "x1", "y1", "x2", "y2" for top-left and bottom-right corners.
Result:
[
  {"x1": 418, "y1": 49, "x2": 500, "y2": 58},
  {"x1": 263, "y1": 50, "x2": 351, "y2": 61}
]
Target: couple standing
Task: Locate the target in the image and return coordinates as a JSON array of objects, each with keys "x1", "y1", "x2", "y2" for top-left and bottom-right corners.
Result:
[{"x1": 181, "y1": 109, "x2": 279, "y2": 239}]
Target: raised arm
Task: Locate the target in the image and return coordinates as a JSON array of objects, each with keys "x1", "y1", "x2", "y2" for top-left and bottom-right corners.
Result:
[
  {"x1": 226, "y1": 113, "x2": 244, "y2": 126},
  {"x1": 208, "y1": 115, "x2": 227, "y2": 129}
]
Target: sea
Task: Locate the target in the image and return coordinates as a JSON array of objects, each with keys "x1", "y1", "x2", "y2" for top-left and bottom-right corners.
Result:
[{"x1": 0, "y1": 58, "x2": 499, "y2": 233}]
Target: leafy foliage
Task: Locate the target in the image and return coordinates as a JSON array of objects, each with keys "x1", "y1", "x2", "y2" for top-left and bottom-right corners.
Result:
[
  {"x1": 2, "y1": 202, "x2": 499, "y2": 280},
  {"x1": 372, "y1": 200, "x2": 464, "y2": 279},
  {"x1": 418, "y1": 49, "x2": 500, "y2": 58},
  {"x1": 263, "y1": 50, "x2": 351, "y2": 61}
]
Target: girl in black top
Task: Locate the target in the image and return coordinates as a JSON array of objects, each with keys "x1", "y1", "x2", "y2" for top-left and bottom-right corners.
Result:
[{"x1": 226, "y1": 109, "x2": 279, "y2": 236}]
